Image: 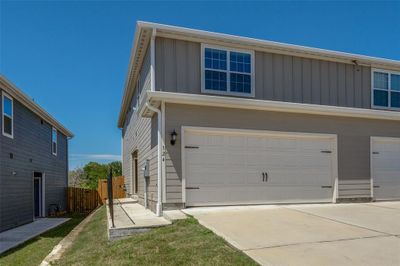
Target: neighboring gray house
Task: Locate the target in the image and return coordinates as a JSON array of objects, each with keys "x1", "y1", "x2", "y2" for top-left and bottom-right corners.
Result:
[
  {"x1": 118, "y1": 22, "x2": 400, "y2": 216},
  {"x1": 0, "y1": 76, "x2": 73, "y2": 232}
]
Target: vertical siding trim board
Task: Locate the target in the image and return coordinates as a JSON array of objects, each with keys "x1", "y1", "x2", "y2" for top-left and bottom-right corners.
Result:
[
  {"x1": 161, "y1": 101, "x2": 167, "y2": 203},
  {"x1": 150, "y1": 29, "x2": 156, "y2": 92}
]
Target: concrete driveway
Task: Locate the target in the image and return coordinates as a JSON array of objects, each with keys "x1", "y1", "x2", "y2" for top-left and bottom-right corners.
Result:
[{"x1": 183, "y1": 202, "x2": 400, "y2": 266}]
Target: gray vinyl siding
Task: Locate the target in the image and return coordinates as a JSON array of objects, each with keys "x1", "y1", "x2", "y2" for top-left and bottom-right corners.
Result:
[
  {"x1": 155, "y1": 37, "x2": 372, "y2": 110},
  {"x1": 164, "y1": 103, "x2": 400, "y2": 204},
  {"x1": 122, "y1": 47, "x2": 159, "y2": 212},
  {"x1": 0, "y1": 89, "x2": 68, "y2": 232}
]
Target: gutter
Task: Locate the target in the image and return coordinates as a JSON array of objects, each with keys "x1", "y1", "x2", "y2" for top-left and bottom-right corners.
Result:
[
  {"x1": 145, "y1": 102, "x2": 162, "y2": 217},
  {"x1": 145, "y1": 27, "x2": 163, "y2": 217}
]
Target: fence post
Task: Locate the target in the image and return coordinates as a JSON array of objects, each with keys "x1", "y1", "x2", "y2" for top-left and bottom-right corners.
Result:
[{"x1": 107, "y1": 167, "x2": 115, "y2": 228}]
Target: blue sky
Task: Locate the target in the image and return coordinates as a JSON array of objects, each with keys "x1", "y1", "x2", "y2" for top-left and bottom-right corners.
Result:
[{"x1": 1, "y1": 1, "x2": 399, "y2": 169}]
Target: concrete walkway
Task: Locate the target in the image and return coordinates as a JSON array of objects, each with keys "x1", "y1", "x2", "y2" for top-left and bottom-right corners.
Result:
[
  {"x1": 107, "y1": 199, "x2": 171, "y2": 240},
  {"x1": 0, "y1": 218, "x2": 69, "y2": 254},
  {"x1": 184, "y1": 202, "x2": 400, "y2": 266}
]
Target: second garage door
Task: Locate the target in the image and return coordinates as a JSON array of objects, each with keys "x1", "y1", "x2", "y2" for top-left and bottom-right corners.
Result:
[
  {"x1": 183, "y1": 128, "x2": 337, "y2": 206},
  {"x1": 371, "y1": 137, "x2": 400, "y2": 200}
]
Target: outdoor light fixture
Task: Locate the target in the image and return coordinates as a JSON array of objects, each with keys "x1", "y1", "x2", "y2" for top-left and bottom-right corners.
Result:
[{"x1": 170, "y1": 130, "x2": 178, "y2": 145}]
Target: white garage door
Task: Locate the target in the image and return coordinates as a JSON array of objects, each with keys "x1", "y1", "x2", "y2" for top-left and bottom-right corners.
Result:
[
  {"x1": 371, "y1": 137, "x2": 400, "y2": 200},
  {"x1": 183, "y1": 128, "x2": 337, "y2": 206}
]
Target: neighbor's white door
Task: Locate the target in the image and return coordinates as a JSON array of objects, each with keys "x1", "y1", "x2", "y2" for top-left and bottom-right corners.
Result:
[
  {"x1": 371, "y1": 137, "x2": 400, "y2": 200},
  {"x1": 183, "y1": 128, "x2": 336, "y2": 206}
]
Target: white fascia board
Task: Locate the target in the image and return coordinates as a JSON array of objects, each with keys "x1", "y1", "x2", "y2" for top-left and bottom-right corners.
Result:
[{"x1": 146, "y1": 91, "x2": 400, "y2": 122}]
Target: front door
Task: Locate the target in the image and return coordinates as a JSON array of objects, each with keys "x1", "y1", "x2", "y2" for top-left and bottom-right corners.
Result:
[
  {"x1": 34, "y1": 178, "x2": 41, "y2": 217},
  {"x1": 34, "y1": 172, "x2": 43, "y2": 217}
]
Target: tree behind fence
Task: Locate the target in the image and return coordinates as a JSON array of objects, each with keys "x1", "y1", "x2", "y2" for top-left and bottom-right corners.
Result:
[{"x1": 67, "y1": 187, "x2": 102, "y2": 213}]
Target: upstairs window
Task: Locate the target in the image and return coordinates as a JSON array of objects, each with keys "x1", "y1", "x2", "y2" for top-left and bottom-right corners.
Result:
[
  {"x1": 202, "y1": 44, "x2": 254, "y2": 97},
  {"x1": 373, "y1": 70, "x2": 400, "y2": 109},
  {"x1": 2, "y1": 93, "x2": 13, "y2": 138},
  {"x1": 52, "y1": 127, "x2": 57, "y2": 156}
]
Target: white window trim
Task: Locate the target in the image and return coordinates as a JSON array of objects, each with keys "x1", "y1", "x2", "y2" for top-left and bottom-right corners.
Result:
[
  {"x1": 2, "y1": 92, "x2": 14, "y2": 139},
  {"x1": 201, "y1": 43, "x2": 255, "y2": 98},
  {"x1": 371, "y1": 68, "x2": 400, "y2": 111},
  {"x1": 52, "y1": 127, "x2": 57, "y2": 156}
]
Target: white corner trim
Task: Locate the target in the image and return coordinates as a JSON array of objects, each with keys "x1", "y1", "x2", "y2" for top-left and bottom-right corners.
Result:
[
  {"x1": 145, "y1": 91, "x2": 400, "y2": 121},
  {"x1": 150, "y1": 28, "x2": 156, "y2": 92},
  {"x1": 161, "y1": 101, "x2": 167, "y2": 203}
]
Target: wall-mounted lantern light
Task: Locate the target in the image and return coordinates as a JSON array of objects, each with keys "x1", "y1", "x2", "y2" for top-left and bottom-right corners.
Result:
[{"x1": 170, "y1": 130, "x2": 178, "y2": 145}]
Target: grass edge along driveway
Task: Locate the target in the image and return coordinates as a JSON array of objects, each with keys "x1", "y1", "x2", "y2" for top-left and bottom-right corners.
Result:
[{"x1": 55, "y1": 206, "x2": 258, "y2": 266}]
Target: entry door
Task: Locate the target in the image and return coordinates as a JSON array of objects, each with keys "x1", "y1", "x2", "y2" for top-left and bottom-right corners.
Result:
[
  {"x1": 132, "y1": 151, "x2": 138, "y2": 194},
  {"x1": 34, "y1": 177, "x2": 42, "y2": 217},
  {"x1": 371, "y1": 137, "x2": 400, "y2": 200},
  {"x1": 184, "y1": 129, "x2": 336, "y2": 206}
]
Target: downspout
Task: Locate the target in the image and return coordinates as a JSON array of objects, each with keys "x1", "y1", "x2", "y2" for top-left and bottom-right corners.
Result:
[
  {"x1": 147, "y1": 27, "x2": 163, "y2": 217},
  {"x1": 145, "y1": 103, "x2": 162, "y2": 216}
]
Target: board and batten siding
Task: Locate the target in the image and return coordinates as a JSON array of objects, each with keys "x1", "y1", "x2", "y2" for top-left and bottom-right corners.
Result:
[
  {"x1": 164, "y1": 103, "x2": 400, "y2": 205},
  {"x1": 0, "y1": 89, "x2": 68, "y2": 232},
  {"x1": 155, "y1": 37, "x2": 372, "y2": 109},
  {"x1": 122, "y1": 48, "x2": 159, "y2": 212}
]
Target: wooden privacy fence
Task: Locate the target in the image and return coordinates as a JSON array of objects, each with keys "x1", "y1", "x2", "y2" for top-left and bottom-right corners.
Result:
[
  {"x1": 98, "y1": 176, "x2": 126, "y2": 204},
  {"x1": 67, "y1": 187, "x2": 102, "y2": 213}
]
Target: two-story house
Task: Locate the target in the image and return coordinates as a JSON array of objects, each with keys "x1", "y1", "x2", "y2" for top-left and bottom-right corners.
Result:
[
  {"x1": 118, "y1": 22, "x2": 400, "y2": 216},
  {"x1": 0, "y1": 76, "x2": 73, "y2": 232}
]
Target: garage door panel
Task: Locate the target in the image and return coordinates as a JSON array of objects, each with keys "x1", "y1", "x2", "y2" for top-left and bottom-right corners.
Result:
[
  {"x1": 184, "y1": 129, "x2": 336, "y2": 206},
  {"x1": 372, "y1": 138, "x2": 400, "y2": 200},
  {"x1": 187, "y1": 186, "x2": 333, "y2": 206},
  {"x1": 266, "y1": 171, "x2": 332, "y2": 186}
]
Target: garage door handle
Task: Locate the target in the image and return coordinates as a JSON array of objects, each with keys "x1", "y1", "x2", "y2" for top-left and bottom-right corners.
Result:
[
  {"x1": 185, "y1": 146, "x2": 199, "y2": 149},
  {"x1": 186, "y1": 187, "x2": 200, "y2": 190},
  {"x1": 373, "y1": 185, "x2": 380, "y2": 188},
  {"x1": 372, "y1": 152, "x2": 380, "y2": 154},
  {"x1": 321, "y1": 150, "x2": 332, "y2": 154},
  {"x1": 262, "y1": 172, "x2": 268, "y2": 182},
  {"x1": 321, "y1": 186, "x2": 332, "y2": 188}
]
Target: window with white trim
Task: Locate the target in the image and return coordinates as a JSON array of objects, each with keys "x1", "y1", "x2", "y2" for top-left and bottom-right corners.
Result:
[
  {"x1": 2, "y1": 93, "x2": 13, "y2": 138},
  {"x1": 372, "y1": 70, "x2": 400, "y2": 109},
  {"x1": 52, "y1": 127, "x2": 57, "y2": 155},
  {"x1": 202, "y1": 44, "x2": 255, "y2": 97}
]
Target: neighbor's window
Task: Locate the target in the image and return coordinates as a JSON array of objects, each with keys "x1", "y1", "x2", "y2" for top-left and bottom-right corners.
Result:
[
  {"x1": 2, "y1": 93, "x2": 13, "y2": 138},
  {"x1": 52, "y1": 127, "x2": 57, "y2": 155},
  {"x1": 202, "y1": 45, "x2": 254, "y2": 96},
  {"x1": 373, "y1": 70, "x2": 400, "y2": 109}
]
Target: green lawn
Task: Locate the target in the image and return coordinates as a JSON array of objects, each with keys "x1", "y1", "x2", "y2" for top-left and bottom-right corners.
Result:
[
  {"x1": 0, "y1": 214, "x2": 86, "y2": 266},
  {"x1": 56, "y1": 206, "x2": 257, "y2": 266}
]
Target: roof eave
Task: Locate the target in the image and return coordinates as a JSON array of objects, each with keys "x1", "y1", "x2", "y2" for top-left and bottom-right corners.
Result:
[{"x1": 0, "y1": 76, "x2": 74, "y2": 138}]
